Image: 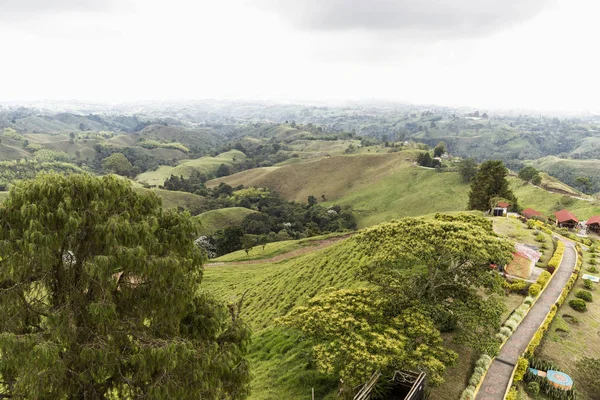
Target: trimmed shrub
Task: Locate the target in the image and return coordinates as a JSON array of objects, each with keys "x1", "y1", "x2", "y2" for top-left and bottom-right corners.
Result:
[
  {"x1": 504, "y1": 279, "x2": 527, "y2": 293},
  {"x1": 534, "y1": 233, "x2": 545, "y2": 242},
  {"x1": 460, "y1": 388, "x2": 475, "y2": 400},
  {"x1": 505, "y1": 386, "x2": 517, "y2": 400},
  {"x1": 536, "y1": 271, "x2": 552, "y2": 288},
  {"x1": 529, "y1": 283, "x2": 541, "y2": 297},
  {"x1": 584, "y1": 279, "x2": 594, "y2": 290},
  {"x1": 576, "y1": 290, "x2": 593, "y2": 302},
  {"x1": 514, "y1": 357, "x2": 529, "y2": 382},
  {"x1": 524, "y1": 296, "x2": 535, "y2": 305},
  {"x1": 547, "y1": 241, "x2": 565, "y2": 269},
  {"x1": 504, "y1": 319, "x2": 518, "y2": 331},
  {"x1": 569, "y1": 298, "x2": 587, "y2": 312},
  {"x1": 588, "y1": 266, "x2": 599, "y2": 273},
  {"x1": 526, "y1": 219, "x2": 536, "y2": 229},
  {"x1": 527, "y1": 381, "x2": 540, "y2": 395},
  {"x1": 496, "y1": 332, "x2": 508, "y2": 342},
  {"x1": 475, "y1": 354, "x2": 492, "y2": 369}
]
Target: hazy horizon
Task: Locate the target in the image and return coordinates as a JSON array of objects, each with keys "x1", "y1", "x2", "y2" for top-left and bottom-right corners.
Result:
[{"x1": 1, "y1": 0, "x2": 599, "y2": 112}]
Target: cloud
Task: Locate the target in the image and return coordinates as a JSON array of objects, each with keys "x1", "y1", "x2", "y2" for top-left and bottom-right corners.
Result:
[
  {"x1": 0, "y1": 0, "x2": 124, "y2": 19},
  {"x1": 250, "y1": 0, "x2": 555, "y2": 36}
]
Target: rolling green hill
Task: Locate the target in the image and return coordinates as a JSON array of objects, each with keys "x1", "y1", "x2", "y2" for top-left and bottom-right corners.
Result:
[
  {"x1": 209, "y1": 151, "x2": 600, "y2": 227},
  {"x1": 196, "y1": 207, "x2": 257, "y2": 236},
  {"x1": 136, "y1": 149, "x2": 246, "y2": 187},
  {"x1": 132, "y1": 187, "x2": 207, "y2": 215}
]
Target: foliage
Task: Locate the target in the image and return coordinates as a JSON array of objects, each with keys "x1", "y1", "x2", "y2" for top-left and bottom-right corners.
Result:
[
  {"x1": 525, "y1": 305, "x2": 557, "y2": 357},
  {"x1": 458, "y1": 158, "x2": 478, "y2": 183},
  {"x1": 101, "y1": 152, "x2": 133, "y2": 176},
  {"x1": 576, "y1": 289, "x2": 593, "y2": 302},
  {"x1": 524, "y1": 368, "x2": 577, "y2": 400},
  {"x1": 518, "y1": 166, "x2": 542, "y2": 185},
  {"x1": 548, "y1": 241, "x2": 565, "y2": 269},
  {"x1": 583, "y1": 279, "x2": 594, "y2": 290},
  {"x1": 513, "y1": 357, "x2": 529, "y2": 382},
  {"x1": 536, "y1": 271, "x2": 552, "y2": 288},
  {"x1": 416, "y1": 151, "x2": 433, "y2": 167},
  {"x1": 0, "y1": 174, "x2": 250, "y2": 399},
  {"x1": 278, "y1": 288, "x2": 457, "y2": 390},
  {"x1": 33, "y1": 149, "x2": 72, "y2": 163},
  {"x1": 356, "y1": 214, "x2": 514, "y2": 354},
  {"x1": 569, "y1": 298, "x2": 587, "y2": 311},
  {"x1": 529, "y1": 283, "x2": 541, "y2": 297},
  {"x1": 0, "y1": 159, "x2": 85, "y2": 191},
  {"x1": 468, "y1": 160, "x2": 517, "y2": 211},
  {"x1": 433, "y1": 141, "x2": 447, "y2": 157},
  {"x1": 504, "y1": 278, "x2": 527, "y2": 293},
  {"x1": 506, "y1": 386, "x2": 518, "y2": 400}
]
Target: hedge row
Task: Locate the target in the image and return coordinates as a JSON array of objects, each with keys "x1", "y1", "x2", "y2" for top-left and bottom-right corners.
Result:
[
  {"x1": 460, "y1": 354, "x2": 492, "y2": 400},
  {"x1": 547, "y1": 240, "x2": 565, "y2": 269}
]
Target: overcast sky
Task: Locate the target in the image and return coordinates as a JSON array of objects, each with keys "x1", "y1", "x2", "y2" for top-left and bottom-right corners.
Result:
[{"x1": 0, "y1": 0, "x2": 598, "y2": 111}]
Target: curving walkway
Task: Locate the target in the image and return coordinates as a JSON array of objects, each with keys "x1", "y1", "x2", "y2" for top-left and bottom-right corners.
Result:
[{"x1": 476, "y1": 238, "x2": 576, "y2": 400}]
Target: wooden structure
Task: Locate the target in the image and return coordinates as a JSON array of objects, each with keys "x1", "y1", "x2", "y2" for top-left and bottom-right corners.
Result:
[
  {"x1": 354, "y1": 371, "x2": 426, "y2": 400},
  {"x1": 586, "y1": 216, "x2": 600, "y2": 233},
  {"x1": 554, "y1": 209, "x2": 579, "y2": 229},
  {"x1": 493, "y1": 201, "x2": 510, "y2": 217}
]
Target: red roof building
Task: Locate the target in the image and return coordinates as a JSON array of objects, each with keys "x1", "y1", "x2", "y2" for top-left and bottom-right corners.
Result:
[
  {"x1": 554, "y1": 209, "x2": 579, "y2": 228},
  {"x1": 497, "y1": 201, "x2": 510, "y2": 208},
  {"x1": 586, "y1": 216, "x2": 600, "y2": 233},
  {"x1": 522, "y1": 208, "x2": 544, "y2": 219}
]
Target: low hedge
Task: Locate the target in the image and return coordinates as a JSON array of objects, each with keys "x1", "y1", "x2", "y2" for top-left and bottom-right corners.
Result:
[
  {"x1": 576, "y1": 289, "x2": 593, "y2": 302},
  {"x1": 569, "y1": 298, "x2": 587, "y2": 312},
  {"x1": 513, "y1": 357, "x2": 529, "y2": 382},
  {"x1": 536, "y1": 270, "x2": 552, "y2": 288},
  {"x1": 529, "y1": 283, "x2": 541, "y2": 297},
  {"x1": 525, "y1": 305, "x2": 557, "y2": 357},
  {"x1": 547, "y1": 241, "x2": 565, "y2": 269}
]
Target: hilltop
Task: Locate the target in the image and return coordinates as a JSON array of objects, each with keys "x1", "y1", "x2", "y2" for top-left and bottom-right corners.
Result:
[{"x1": 208, "y1": 151, "x2": 600, "y2": 227}]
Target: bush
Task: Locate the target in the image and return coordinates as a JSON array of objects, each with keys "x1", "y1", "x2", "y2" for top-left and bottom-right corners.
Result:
[
  {"x1": 536, "y1": 271, "x2": 552, "y2": 288},
  {"x1": 576, "y1": 290, "x2": 593, "y2": 302},
  {"x1": 529, "y1": 283, "x2": 541, "y2": 297},
  {"x1": 589, "y1": 266, "x2": 599, "y2": 273},
  {"x1": 505, "y1": 386, "x2": 517, "y2": 400},
  {"x1": 534, "y1": 233, "x2": 545, "y2": 243},
  {"x1": 460, "y1": 388, "x2": 475, "y2": 400},
  {"x1": 569, "y1": 298, "x2": 587, "y2": 312},
  {"x1": 504, "y1": 279, "x2": 527, "y2": 293},
  {"x1": 547, "y1": 241, "x2": 565, "y2": 269},
  {"x1": 499, "y1": 326, "x2": 512, "y2": 337},
  {"x1": 526, "y1": 219, "x2": 536, "y2": 229},
  {"x1": 475, "y1": 354, "x2": 492, "y2": 369},
  {"x1": 527, "y1": 381, "x2": 540, "y2": 395},
  {"x1": 524, "y1": 296, "x2": 536, "y2": 305},
  {"x1": 514, "y1": 357, "x2": 529, "y2": 382},
  {"x1": 584, "y1": 279, "x2": 594, "y2": 290}
]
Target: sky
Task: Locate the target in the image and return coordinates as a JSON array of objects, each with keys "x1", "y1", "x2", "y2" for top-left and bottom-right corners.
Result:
[{"x1": 0, "y1": 0, "x2": 598, "y2": 111}]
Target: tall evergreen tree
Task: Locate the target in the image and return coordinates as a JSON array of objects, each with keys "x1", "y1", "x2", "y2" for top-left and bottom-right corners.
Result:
[
  {"x1": 468, "y1": 160, "x2": 516, "y2": 211},
  {"x1": 0, "y1": 174, "x2": 250, "y2": 399}
]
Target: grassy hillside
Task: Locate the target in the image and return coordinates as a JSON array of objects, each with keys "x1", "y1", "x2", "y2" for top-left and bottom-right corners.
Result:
[
  {"x1": 531, "y1": 156, "x2": 600, "y2": 194},
  {"x1": 204, "y1": 218, "x2": 524, "y2": 400},
  {"x1": 0, "y1": 191, "x2": 7, "y2": 202},
  {"x1": 132, "y1": 187, "x2": 207, "y2": 215},
  {"x1": 136, "y1": 149, "x2": 246, "y2": 187},
  {"x1": 196, "y1": 207, "x2": 257, "y2": 236},
  {"x1": 208, "y1": 152, "x2": 416, "y2": 203}
]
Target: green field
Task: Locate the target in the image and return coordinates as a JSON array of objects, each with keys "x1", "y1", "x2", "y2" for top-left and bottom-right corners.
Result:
[
  {"x1": 133, "y1": 187, "x2": 207, "y2": 215},
  {"x1": 196, "y1": 207, "x2": 257, "y2": 236},
  {"x1": 136, "y1": 149, "x2": 246, "y2": 187},
  {"x1": 212, "y1": 232, "x2": 349, "y2": 262},
  {"x1": 203, "y1": 218, "x2": 525, "y2": 400},
  {"x1": 0, "y1": 191, "x2": 8, "y2": 202}
]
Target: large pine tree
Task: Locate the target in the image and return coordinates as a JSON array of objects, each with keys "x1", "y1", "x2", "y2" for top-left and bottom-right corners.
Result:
[
  {"x1": 0, "y1": 174, "x2": 250, "y2": 399},
  {"x1": 468, "y1": 160, "x2": 516, "y2": 211}
]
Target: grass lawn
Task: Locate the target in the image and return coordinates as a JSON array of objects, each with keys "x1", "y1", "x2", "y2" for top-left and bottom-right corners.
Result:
[
  {"x1": 536, "y1": 248, "x2": 600, "y2": 399},
  {"x1": 0, "y1": 191, "x2": 7, "y2": 202},
  {"x1": 136, "y1": 149, "x2": 245, "y2": 186},
  {"x1": 493, "y1": 217, "x2": 553, "y2": 269},
  {"x1": 212, "y1": 232, "x2": 350, "y2": 262},
  {"x1": 196, "y1": 207, "x2": 257, "y2": 236}
]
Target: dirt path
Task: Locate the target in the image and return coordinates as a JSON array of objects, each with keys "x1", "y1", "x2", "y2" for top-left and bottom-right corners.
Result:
[
  {"x1": 476, "y1": 238, "x2": 576, "y2": 400},
  {"x1": 206, "y1": 234, "x2": 355, "y2": 267}
]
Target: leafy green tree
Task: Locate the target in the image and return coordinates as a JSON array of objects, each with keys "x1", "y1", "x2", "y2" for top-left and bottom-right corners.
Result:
[
  {"x1": 307, "y1": 195, "x2": 317, "y2": 207},
  {"x1": 416, "y1": 152, "x2": 433, "y2": 167},
  {"x1": 576, "y1": 176, "x2": 592, "y2": 194},
  {"x1": 468, "y1": 160, "x2": 516, "y2": 211},
  {"x1": 357, "y1": 215, "x2": 514, "y2": 354},
  {"x1": 242, "y1": 235, "x2": 255, "y2": 256},
  {"x1": 458, "y1": 158, "x2": 478, "y2": 183},
  {"x1": 279, "y1": 289, "x2": 456, "y2": 390},
  {"x1": 433, "y1": 141, "x2": 447, "y2": 157},
  {"x1": 0, "y1": 174, "x2": 250, "y2": 399},
  {"x1": 216, "y1": 163, "x2": 233, "y2": 178},
  {"x1": 518, "y1": 166, "x2": 541, "y2": 185},
  {"x1": 101, "y1": 152, "x2": 133, "y2": 176}
]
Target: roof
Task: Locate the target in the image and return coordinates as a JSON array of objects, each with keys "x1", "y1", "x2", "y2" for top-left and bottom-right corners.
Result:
[
  {"x1": 522, "y1": 208, "x2": 544, "y2": 218},
  {"x1": 587, "y1": 216, "x2": 600, "y2": 226},
  {"x1": 497, "y1": 201, "x2": 510, "y2": 208},
  {"x1": 515, "y1": 243, "x2": 542, "y2": 262},
  {"x1": 554, "y1": 209, "x2": 579, "y2": 224}
]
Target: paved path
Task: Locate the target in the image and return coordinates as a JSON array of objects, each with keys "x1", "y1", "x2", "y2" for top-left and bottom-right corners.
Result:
[{"x1": 476, "y1": 239, "x2": 576, "y2": 400}]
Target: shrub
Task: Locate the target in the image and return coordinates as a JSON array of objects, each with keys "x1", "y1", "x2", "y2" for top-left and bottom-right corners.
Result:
[
  {"x1": 513, "y1": 357, "x2": 529, "y2": 382},
  {"x1": 546, "y1": 265, "x2": 556, "y2": 274},
  {"x1": 504, "y1": 279, "x2": 526, "y2": 293},
  {"x1": 547, "y1": 241, "x2": 565, "y2": 269},
  {"x1": 534, "y1": 233, "x2": 545, "y2": 243},
  {"x1": 496, "y1": 332, "x2": 508, "y2": 342},
  {"x1": 524, "y1": 296, "x2": 535, "y2": 305},
  {"x1": 504, "y1": 318, "x2": 519, "y2": 331},
  {"x1": 505, "y1": 386, "x2": 517, "y2": 400},
  {"x1": 468, "y1": 372, "x2": 482, "y2": 386},
  {"x1": 589, "y1": 266, "x2": 599, "y2": 273},
  {"x1": 527, "y1": 381, "x2": 540, "y2": 395},
  {"x1": 536, "y1": 271, "x2": 552, "y2": 288},
  {"x1": 576, "y1": 290, "x2": 593, "y2": 302},
  {"x1": 584, "y1": 279, "x2": 594, "y2": 290},
  {"x1": 529, "y1": 283, "x2": 541, "y2": 297},
  {"x1": 569, "y1": 298, "x2": 587, "y2": 312},
  {"x1": 460, "y1": 388, "x2": 475, "y2": 400},
  {"x1": 475, "y1": 354, "x2": 492, "y2": 369}
]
